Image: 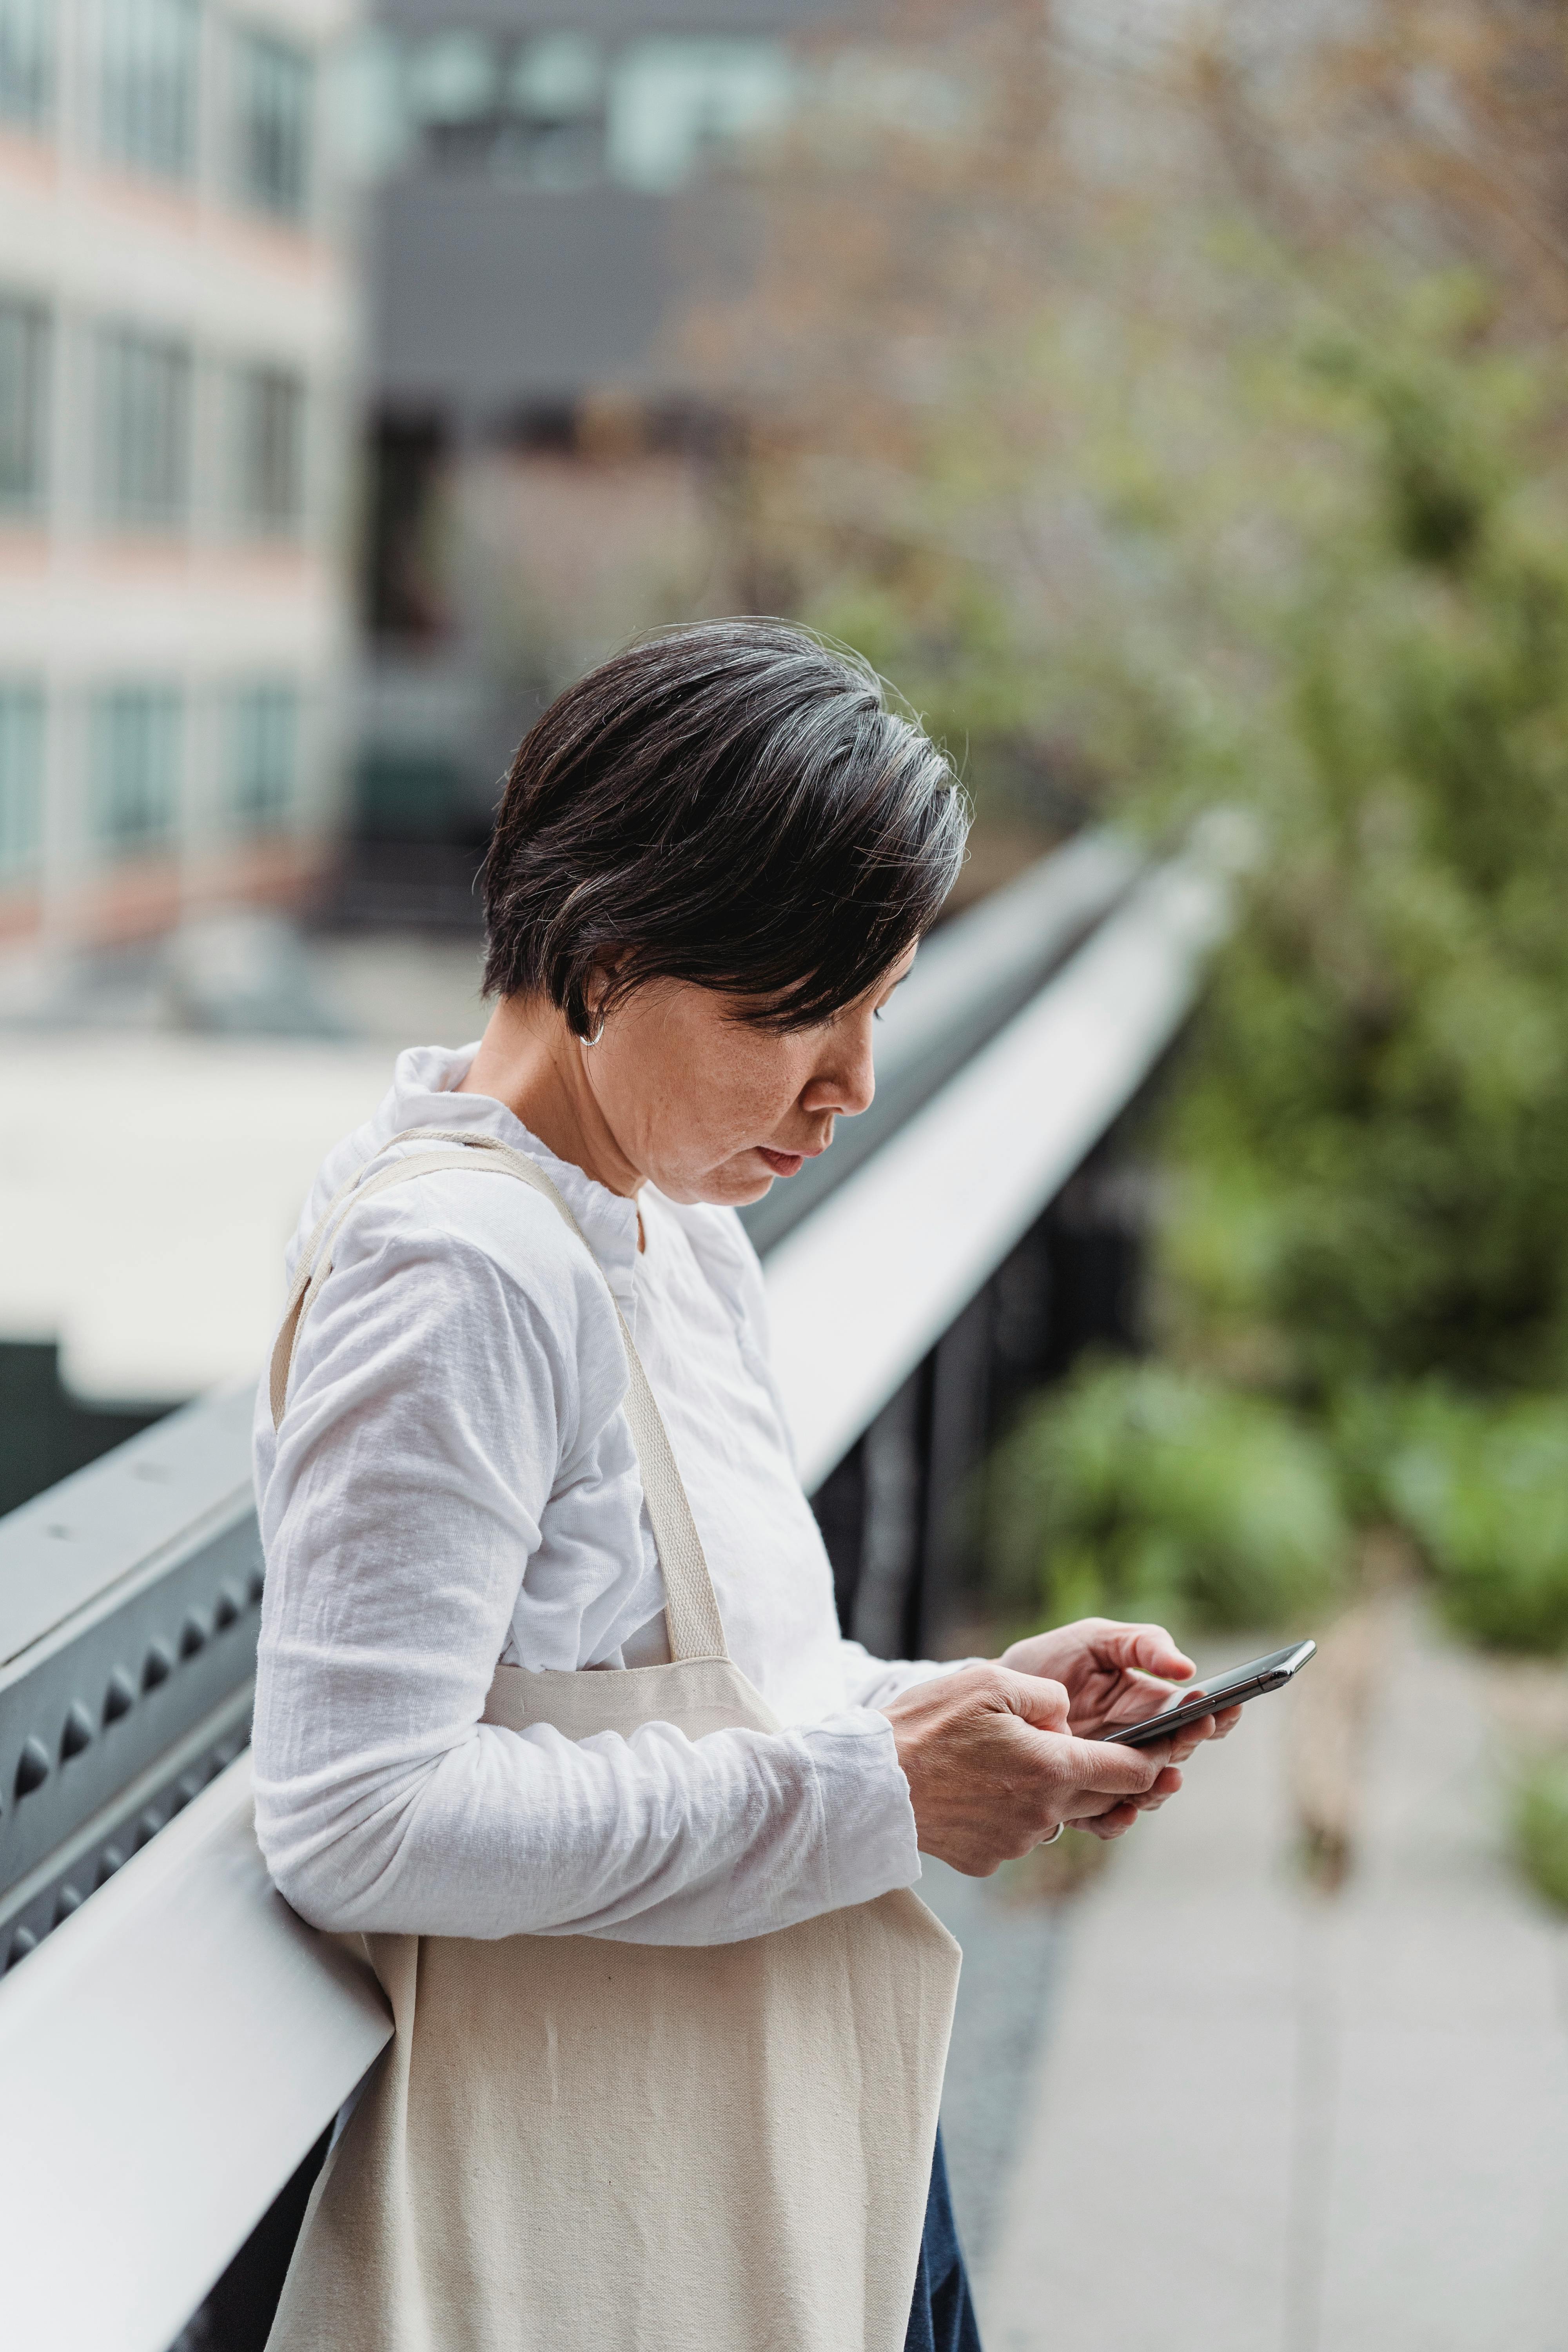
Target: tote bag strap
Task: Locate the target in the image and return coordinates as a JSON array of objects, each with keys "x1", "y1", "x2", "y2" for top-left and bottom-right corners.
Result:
[{"x1": 268, "y1": 1124, "x2": 728, "y2": 1666}]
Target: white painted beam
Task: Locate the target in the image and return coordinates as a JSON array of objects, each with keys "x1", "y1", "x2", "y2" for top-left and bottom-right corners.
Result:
[
  {"x1": 764, "y1": 845, "x2": 1233, "y2": 1492},
  {"x1": 0, "y1": 1757, "x2": 391, "y2": 2352}
]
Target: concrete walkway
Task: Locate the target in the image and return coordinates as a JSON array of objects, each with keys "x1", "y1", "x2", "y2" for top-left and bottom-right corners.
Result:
[{"x1": 976, "y1": 1610, "x2": 1568, "y2": 2352}]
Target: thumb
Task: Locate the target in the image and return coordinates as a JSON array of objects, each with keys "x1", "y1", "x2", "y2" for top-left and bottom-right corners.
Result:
[
  {"x1": 1119, "y1": 1622, "x2": 1196, "y2": 1682},
  {"x1": 998, "y1": 1667, "x2": 1071, "y2": 1733}
]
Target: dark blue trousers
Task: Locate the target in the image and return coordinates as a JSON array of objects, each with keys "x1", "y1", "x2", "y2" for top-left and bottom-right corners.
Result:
[{"x1": 904, "y1": 2131, "x2": 982, "y2": 2352}]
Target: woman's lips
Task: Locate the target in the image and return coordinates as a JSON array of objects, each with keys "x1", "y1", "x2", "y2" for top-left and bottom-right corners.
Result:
[{"x1": 757, "y1": 1139, "x2": 832, "y2": 1178}]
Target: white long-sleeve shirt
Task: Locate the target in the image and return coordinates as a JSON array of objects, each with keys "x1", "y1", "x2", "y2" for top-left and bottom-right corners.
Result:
[{"x1": 251, "y1": 1044, "x2": 947, "y2": 1947}]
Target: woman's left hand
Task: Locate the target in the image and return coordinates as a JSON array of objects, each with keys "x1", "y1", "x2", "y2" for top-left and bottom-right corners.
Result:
[{"x1": 998, "y1": 1618, "x2": 1243, "y2": 1762}]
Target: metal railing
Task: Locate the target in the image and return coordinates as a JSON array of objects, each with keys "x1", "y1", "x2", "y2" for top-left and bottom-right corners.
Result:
[
  {"x1": 739, "y1": 828, "x2": 1141, "y2": 1255},
  {"x1": 0, "y1": 824, "x2": 1236, "y2": 2352},
  {"x1": 767, "y1": 840, "x2": 1229, "y2": 1492}
]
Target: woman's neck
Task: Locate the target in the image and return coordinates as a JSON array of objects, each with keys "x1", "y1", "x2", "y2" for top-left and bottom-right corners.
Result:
[{"x1": 457, "y1": 995, "x2": 645, "y2": 1202}]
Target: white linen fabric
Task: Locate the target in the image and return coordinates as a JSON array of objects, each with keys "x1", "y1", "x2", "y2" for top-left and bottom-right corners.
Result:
[{"x1": 252, "y1": 1044, "x2": 956, "y2": 1946}]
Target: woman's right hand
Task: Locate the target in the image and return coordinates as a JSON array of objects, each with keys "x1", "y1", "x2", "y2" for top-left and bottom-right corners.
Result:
[{"x1": 879, "y1": 1664, "x2": 1180, "y2": 1876}]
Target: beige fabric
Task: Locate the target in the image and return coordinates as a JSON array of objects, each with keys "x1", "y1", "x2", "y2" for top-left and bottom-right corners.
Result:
[{"x1": 264, "y1": 1132, "x2": 961, "y2": 2352}]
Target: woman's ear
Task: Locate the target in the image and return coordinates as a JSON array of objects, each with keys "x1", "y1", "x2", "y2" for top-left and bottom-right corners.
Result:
[{"x1": 579, "y1": 956, "x2": 623, "y2": 1045}]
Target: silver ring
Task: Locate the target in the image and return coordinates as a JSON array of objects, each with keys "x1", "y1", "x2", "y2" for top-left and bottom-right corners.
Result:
[
  {"x1": 1040, "y1": 1822, "x2": 1065, "y2": 1848},
  {"x1": 582, "y1": 1013, "x2": 606, "y2": 1047}
]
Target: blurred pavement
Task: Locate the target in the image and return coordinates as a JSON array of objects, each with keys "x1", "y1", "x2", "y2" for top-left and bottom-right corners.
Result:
[
  {"x1": 971, "y1": 1607, "x2": 1568, "y2": 2352},
  {"x1": 0, "y1": 935, "x2": 487, "y2": 1403}
]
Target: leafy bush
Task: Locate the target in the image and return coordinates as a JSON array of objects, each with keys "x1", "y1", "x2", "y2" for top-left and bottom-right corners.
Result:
[
  {"x1": 1161, "y1": 332, "x2": 1568, "y2": 1400},
  {"x1": 1344, "y1": 1387, "x2": 1568, "y2": 1652},
  {"x1": 987, "y1": 1359, "x2": 1348, "y2": 1633},
  {"x1": 1135, "y1": 324, "x2": 1568, "y2": 1665},
  {"x1": 1515, "y1": 1758, "x2": 1568, "y2": 1912}
]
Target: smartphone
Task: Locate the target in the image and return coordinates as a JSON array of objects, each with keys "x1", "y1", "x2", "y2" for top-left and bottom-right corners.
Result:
[{"x1": 1101, "y1": 1639, "x2": 1318, "y2": 1747}]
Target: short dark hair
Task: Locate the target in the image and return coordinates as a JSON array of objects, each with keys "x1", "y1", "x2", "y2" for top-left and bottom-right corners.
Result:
[{"x1": 481, "y1": 619, "x2": 969, "y2": 1034}]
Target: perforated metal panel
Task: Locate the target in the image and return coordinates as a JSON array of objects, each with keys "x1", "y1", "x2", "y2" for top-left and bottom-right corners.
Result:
[{"x1": 0, "y1": 1387, "x2": 262, "y2": 1969}]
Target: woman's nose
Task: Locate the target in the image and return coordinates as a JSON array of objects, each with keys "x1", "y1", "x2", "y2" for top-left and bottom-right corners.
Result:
[{"x1": 806, "y1": 1017, "x2": 877, "y2": 1120}]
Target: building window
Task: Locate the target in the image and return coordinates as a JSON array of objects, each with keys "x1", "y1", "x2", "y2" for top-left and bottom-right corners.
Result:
[
  {"x1": 501, "y1": 34, "x2": 603, "y2": 186},
  {"x1": 363, "y1": 29, "x2": 797, "y2": 191},
  {"x1": 0, "y1": 681, "x2": 44, "y2": 882},
  {"x1": 232, "y1": 27, "x2": 312, "y2": 221},
  {"x1": 231, "y1": 681, "x2": 298, "y2": 829},
  {"x1": 96, "y1": 327, "x2": 191, "y2": 530},
  {"x1": 91, "y1": 686, "x2": 180, "y2": 849},
  {"x1": 606, "y1": 41, "x2": 793, "y2": 193},
  {"x1": 232, "y1": 363, "x2": 305, "y2": 533},
  {"x1": 98, "y1": 0, "x2": 200, "y2": 183},
  {"x1": 0, "y1": 0, "x2": 52, "y2": 129},
  {"x1": 0, "y1": 296, "x2": 49, "y2": 517},
  {"x1": 405, "y1": 31, "x2": 497, "y2": 145}
]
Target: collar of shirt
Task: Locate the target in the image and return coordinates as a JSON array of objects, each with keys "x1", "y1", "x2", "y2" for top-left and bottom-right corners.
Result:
[{"x1": 388, "y1": 1043, "x2": 643, "y2": 1315}]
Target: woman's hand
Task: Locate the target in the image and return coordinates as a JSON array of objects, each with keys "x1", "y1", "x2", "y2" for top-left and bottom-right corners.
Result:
[
  {"x1": 1000, "y1": 1618, "x2": 1243, "y2": 1762},
  {"x1": 879, "y1": 1664, "x2": 1182, "y2": 1875}
]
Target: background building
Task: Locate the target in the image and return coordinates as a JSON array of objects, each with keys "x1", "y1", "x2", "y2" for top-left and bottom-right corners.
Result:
[
  {"x1": 0, "y1": 0, "x2": 361, "y2": 969},
  {"x1": 349, "y1": 0, "x2": 851, "y2": 902}
]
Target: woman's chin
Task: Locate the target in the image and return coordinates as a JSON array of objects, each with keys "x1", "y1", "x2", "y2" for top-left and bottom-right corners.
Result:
[
  {"x1": 715, "y1": 1168, "x2": 779, "y2": 1206},
  {"x1": 717, "y1": 1157, "x2": 784, "y2": 1206},
  {"x1": 656, "y1": 1160, "x2": 778, "y2": 1208}
]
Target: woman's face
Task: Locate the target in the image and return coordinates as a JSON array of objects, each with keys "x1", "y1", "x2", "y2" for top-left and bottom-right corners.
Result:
[{"x1": 584, "y1": 946, "x2": 917, "y2": 1207}]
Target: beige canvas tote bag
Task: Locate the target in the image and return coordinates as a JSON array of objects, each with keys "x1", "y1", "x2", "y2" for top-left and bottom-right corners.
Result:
[{"x1": 263, "y1": 1127, "x2": 962, "y2": 2352}]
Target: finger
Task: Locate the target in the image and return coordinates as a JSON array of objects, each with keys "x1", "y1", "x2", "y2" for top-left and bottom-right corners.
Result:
[
  {"x1": 1108, "y1": 1763, "x2": 1185, "y2": 1823},
  {"x1": 1082, "y1": 1800, "x2": 1142, "y2": 1840},
  {"x1": 1166, "y1": 1715, "x2": 1217, "y2": 1760},
  {"x1": 1169, "y1": 1704, "x2": 1244, "y2": 1757},
  {"x1": 1066, "y1": 1733, "x2": 1174, "y2": 1794},
  {"x1": 998, "y1": 1667, "x2": 1072, "y2": 1734},
  {"x1": 1114, "y1": 1669, "x2": 1195, "y2": 1706},
  {"x1": 1119, "y1": 1623, "x2": 1196, "y2": 1682}
]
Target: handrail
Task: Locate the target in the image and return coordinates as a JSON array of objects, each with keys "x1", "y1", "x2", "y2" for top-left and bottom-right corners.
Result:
[
  {"x1": 768, "y1": 839, "x2": 1234, "y2": 1490},
  {"x1": 0, "y1": 1388, "x2": 265, "y2": 1951},
  {"x1": 0, "y1": 825, "x2": 1238, "y2": 2351},
  {"x1": 0, "y1": 1755, "x2": 391, "y2": 2352},
  {"x1": 739, "y1": 828, "x2": 1141, "y2": 1253}
]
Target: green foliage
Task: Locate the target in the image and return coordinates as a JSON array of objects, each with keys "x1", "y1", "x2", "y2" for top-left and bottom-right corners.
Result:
[
  {"x1": 744, "y1": 214, "x2": 1568, "y2": 1659},
  {"x1": 1134, "y1": 301, "x2": 1568, "y2": 1661},
  {"x1": 988, "y1": 1359, "x2": 1348, "y2": 1633},
  {"x1": 942, "y1": 298, "x2": 1568, "y2": 1661},
  {"x1": 1162, "y1": 321, "x2": 1568, "y2": 1400},
  {"x1": 1337, "y1": 1387, "x2": 1568, "y2": 1651},
  {"x1": 1515, "y1": 1757, "x2": 1568, "y2": 1912}
]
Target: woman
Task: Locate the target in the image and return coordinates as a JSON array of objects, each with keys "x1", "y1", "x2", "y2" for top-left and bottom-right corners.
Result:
[{"x1": 254, "y1": 621, "x2": 1234, "y2": 2352}]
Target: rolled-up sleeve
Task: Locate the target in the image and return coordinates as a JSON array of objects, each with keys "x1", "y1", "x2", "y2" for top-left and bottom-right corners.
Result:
[{"x1": 839, "y1": 1639, "x2": 982, "y2": 1713}]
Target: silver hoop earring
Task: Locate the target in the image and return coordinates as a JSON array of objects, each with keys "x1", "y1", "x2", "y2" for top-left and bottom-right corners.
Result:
[{"x1": 583, "y1": 1012, "x2": 606, "y2": 1047}]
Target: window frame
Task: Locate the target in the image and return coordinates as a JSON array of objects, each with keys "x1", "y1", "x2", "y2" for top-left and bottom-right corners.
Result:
[
  {"x1": 230, "y1": 359, "x2": 307, "y2": 537},
  {"x1": 229, "y1": 677, "x2": 301, "y2": 833},
  {"x1": 0, "y1": 677, "x2": 45, "y2": 885},
  {"x1": 96, "y1": 0, "x2": 202, "y2": 186},
  {"x1": 0, "y1": 293, "x2": 50, "y2": 520},
  {"x1": 230, "y1": 21, "x2": 314, "y2": 223},
  {"x1": 0, "y1": 0, "x2": 53, "y2": 133},
  {"x1": 89, "y1": 683, "x2": 183, "y2": 853},
  {"x1": 95, "y1": 323, "x2": 193, "y2": 534}
]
